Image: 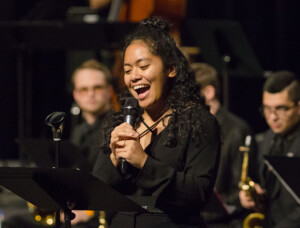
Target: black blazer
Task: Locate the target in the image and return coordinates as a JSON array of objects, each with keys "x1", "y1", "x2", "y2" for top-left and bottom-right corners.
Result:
[{"x1": 257, "y1": 123, "x2": 300, "y2": 227}]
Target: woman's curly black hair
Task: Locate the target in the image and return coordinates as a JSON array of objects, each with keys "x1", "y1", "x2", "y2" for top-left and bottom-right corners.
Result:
[{"x1": 100, "y1": 16, "x2": 209, "y2": 150}]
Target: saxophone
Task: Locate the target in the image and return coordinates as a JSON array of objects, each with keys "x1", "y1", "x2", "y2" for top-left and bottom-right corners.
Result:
[{"x1": 239, "y1": 135, "x2": 265, "y2": 228}]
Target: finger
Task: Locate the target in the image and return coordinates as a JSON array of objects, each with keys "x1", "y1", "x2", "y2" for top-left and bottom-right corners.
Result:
[
  {"x1": 113, "y1": 124, "x2": 139, "y2": 138},
  {"x1": 110, "y1": 132, "x2": 133, "y2": 145},
  {"x1": 114, "y1": 149, "x2": 127, "y2": 160},
  {"x1": 110, "y1": 135, "x2": 119, "y2": 144},
  {"x1": 240, "y1": 198, "x2": 255, "y2": 209},
  {"x1": 115, "y1": 123, "x2": 135, "y2": 133},
  {"x1": 114, "y1": 140, "x2": 126, "y2": 148},
  {"x1": 246, "y1": 201, "x2": 255, "y2": 208},
  {"x1": 116, "y1": 131, "x2": 139, "y2": 139},
  {"x1": 254, "y1": 184, "x2": 265, "y2": 194},
  {"x1": 120, "y1": 122, "x2": 135, "y2": 129}
]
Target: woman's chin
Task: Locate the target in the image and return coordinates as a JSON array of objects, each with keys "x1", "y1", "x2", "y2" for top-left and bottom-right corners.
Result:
[
  {"x1": 137, "y1": 100, "x2": 149, "y2": 109},
  {"x1": 138, "y1": 98, "x2": 155, "y2": 110}
]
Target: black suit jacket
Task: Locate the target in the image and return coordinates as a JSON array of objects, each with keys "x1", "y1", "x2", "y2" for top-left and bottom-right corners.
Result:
[{"x1": 257, "y1": 123, "x2": 300, "y2": 227}]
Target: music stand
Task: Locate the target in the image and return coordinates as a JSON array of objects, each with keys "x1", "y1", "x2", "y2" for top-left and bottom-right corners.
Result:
[
  {"x1": 0, "y1": 167, "x2": 147, "y2": 227},
  {"x1": 15, "y1": 138, "x2": 86, "y2": 168},
  {"x1": 264, "y1": 156, "x2": 300, "y2": 205},
  {"x1": 181, "y1": 19, "x2": 263, "y2": 110},
  {"x1": 181, "y1": 19, "x2": 262, "y2": 78}
]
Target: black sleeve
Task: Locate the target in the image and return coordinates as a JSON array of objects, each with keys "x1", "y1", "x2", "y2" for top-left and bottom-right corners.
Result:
[
  {"x1": 134, "y1": 114, "x2": 221, "y2": 210},
  {"x1": 92, "y1": 150, "x2": 124, "y2": 189},
  {"x1": 274, "y1": 206, "x2": 300, "y2": 227}
]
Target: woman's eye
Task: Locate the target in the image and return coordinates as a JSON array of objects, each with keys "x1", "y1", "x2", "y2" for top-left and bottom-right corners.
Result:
[
  {"x1": 140, "y1": 65, "x2": 149, "y2": 70},
  {"x1": 124, "y1": 69, "x2": 131, "y2": 74}
]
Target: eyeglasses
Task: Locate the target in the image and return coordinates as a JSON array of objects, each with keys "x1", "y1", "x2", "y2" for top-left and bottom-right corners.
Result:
[
  {"x1": 75, "y1": 85, "x2": 107, "y2": 95},
  {"x1": 260, "y1": 104, "x2": 297, "y2": 117}
]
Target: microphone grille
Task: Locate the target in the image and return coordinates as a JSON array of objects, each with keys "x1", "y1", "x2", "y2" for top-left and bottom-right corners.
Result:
[
  {"x1": 123, "y1": 97, "x2": 139, "y2": 117},
  {"x1": 124, "y1": 97, "x2": 138, "y2": 109}
]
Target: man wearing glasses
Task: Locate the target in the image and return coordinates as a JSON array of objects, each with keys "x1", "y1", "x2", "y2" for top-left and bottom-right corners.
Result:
[
  {"x1": 240, "y1": 71, "x2": 300, "y2": 227},
  {"x1": 71, "y1": 59, "x2": 114, "y2": 172}
]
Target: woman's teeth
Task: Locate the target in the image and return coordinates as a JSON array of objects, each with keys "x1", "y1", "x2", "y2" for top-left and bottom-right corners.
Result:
[{"x1": 134, "y1": 85, "x2": 149, "y2": 90}]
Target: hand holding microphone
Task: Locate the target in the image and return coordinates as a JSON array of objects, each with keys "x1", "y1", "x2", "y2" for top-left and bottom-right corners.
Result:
[
  {"x1": 120, "y1": 97, "x2": 139, "y2": 175},
  {"x1": 110, "y1": 97, "x2": 148, "y2": 175}
]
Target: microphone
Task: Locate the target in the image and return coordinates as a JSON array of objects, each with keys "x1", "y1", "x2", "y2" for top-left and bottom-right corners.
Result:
[
  {"x1": 45, "y1": 111, "x2": 66, "y2": 141},
  {"x1": 120, "y1": 97, "x2": 139, "y2": 175},
  {"x1": 45, "y1": 111, "x2": 66, "y2": 168}
]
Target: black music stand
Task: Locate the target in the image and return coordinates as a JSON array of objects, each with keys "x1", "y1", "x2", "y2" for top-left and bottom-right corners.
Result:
[
  {"x1": 181, "y1": 19, "x2": 262, "y2": 78},
  {"x1": 181, "y1": 19, "x2": 263, "y2": 110},
  {"x1": 15, "y1": 138, "x2": 86, "y2": 168},
  {"x1": 0, "y1": 167, "x2": 147, "y2": 227},
  {"x1": 264, "y1": 156, "x2": 300, "y2": 205}
]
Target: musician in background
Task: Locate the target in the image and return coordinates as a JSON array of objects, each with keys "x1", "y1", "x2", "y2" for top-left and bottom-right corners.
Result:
[
  {"x1": 191, "y1": 62, "x2": 257, "y2": 227},
  {"x1": 240, "y1": 71, "x2": 300, "y2": 227},
  {"x1": 70, "y1": 59, "x2": 114, "y2": 172}
]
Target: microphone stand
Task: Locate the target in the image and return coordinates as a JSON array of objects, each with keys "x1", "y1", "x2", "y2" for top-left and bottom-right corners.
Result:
[
  {"x1": 46, "y1": 112, "x2": 75, "y2": 228},
  {"x1": 52, "y1": 127, "x2": 62, "y2": 168},
  {"x1": 51, "y1": 126, "x2": 62, "y2": 228}
]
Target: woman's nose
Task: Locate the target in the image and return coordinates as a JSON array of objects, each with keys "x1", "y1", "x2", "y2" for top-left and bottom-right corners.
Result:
[{"x1": 131, "y1": 69, "x2": 142, "y2": 81}]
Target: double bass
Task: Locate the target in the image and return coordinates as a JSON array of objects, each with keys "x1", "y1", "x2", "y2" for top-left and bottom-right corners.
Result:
[
  {"x1": 120, "y1": 0, "x2": 186, "y2": 42},
  {"x1": 119, "y1": 0, "x2": 186, "y2": 22}
]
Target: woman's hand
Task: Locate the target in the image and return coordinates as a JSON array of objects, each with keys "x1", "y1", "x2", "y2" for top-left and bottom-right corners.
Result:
[{"x1": 110, "y1": 123, "x2": 148, "y2": 169}]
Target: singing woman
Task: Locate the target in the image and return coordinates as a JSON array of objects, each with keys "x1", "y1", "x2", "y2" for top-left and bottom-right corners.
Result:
[{"x1": 92, "y1": 16, "x2": 221, "y2": 227}]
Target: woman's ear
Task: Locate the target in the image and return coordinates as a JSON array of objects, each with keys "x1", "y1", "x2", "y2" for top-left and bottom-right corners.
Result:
[{"x1": 168, "y1": 67, "x2": 176, "y2": 78}]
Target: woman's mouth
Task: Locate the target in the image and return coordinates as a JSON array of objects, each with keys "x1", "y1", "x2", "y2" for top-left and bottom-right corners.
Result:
[{"x1": 134, "y1": 84, "x2": 150, "y2": 99}]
